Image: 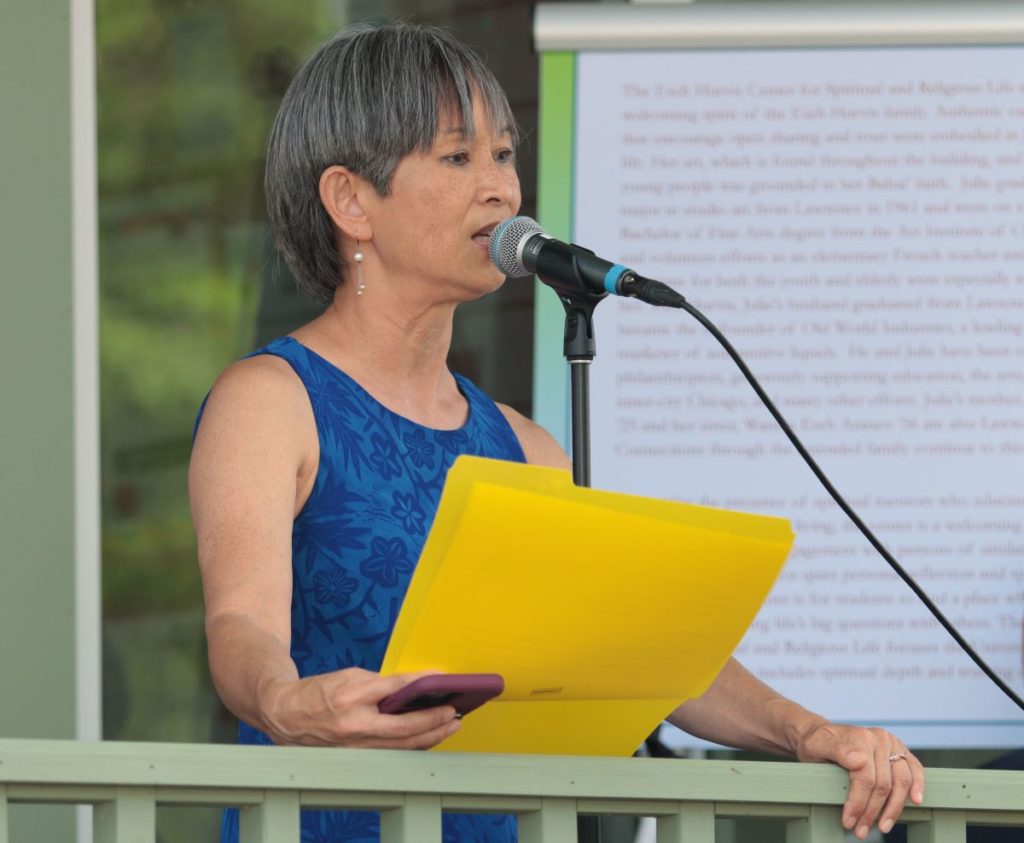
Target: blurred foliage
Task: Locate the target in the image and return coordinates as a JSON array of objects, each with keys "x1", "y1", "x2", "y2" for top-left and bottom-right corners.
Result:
[{"x1": 97, "y1": 0, "x2": 334, "y2": 622}]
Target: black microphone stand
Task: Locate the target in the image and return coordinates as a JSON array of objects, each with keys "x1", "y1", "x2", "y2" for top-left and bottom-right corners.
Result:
[
  {"x1": 546, "y1": 280, "x2": 606, "y2": 487},
  {"x1": 543, "y1": 275, "x2": 678, "y2": 842},
  {"x1": 542, "y1": 277, "x2": 606, "y2": 843}
]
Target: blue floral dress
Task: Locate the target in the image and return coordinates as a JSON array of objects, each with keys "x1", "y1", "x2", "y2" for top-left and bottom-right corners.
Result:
[{"x1": 210, "y1": 336, "x2": 525, "y2": 842}]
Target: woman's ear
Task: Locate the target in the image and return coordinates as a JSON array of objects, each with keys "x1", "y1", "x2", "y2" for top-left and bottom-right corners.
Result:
[{"x1": 318, "y1": 166, "x2": 374, "y2": 242}]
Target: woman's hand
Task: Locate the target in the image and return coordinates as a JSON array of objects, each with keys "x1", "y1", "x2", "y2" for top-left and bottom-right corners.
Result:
[
  {"x1": 668, "y1": 659, "x2": 926, "y2": 839},
  {"x1": 259, "y1": 668, "x2": 461, "y2": 750},
  {"x1": 793, "y1": 720, "x2": 925, "y2": 839}
]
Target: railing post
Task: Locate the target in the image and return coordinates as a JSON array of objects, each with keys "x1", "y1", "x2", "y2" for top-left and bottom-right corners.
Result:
[
  {"x1": 519, "y1": 798, "x2": 579, "y2": 843},
  {"x1": 380, "y1": 794, "x2": 442, "y2": 842},
  {"x1": 93, "y1": 787, "x2": 156, "y2": 843},
  {"x1": 908, "y1": 811, "x2": 967, "y2": 843},
  {"x1": 786, "y1": 805, "x2": 844, "y2": 843},
  {"x1": 0, "y1": 785, "x2": 8, "y2": 843},
  {"x1": 239, "y1": 790, "x2": 301, "y2": 843},
  {"x1": 657, "y1": 802, "x2": 715, "y2": 843}
]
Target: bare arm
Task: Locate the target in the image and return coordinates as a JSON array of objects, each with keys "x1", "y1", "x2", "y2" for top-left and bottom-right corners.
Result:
[
  {"x1": 670, "y1": 658, "x2": 924, "y2": 839},
  {"x1": 190, "y1": 356, "x2": 459, "y2": 748},
  {"x1": 669, "y1": 658, "x2": 816, "y2": 755}
]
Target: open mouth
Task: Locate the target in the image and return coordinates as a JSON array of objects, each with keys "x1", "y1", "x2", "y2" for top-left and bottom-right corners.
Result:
[{"x1": 472, "y1": 222, "x2": 499, "y2": 248}]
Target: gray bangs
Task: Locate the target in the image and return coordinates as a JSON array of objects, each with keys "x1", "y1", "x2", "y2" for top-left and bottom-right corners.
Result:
[
  {"x1": 341, "y1": 24, "x2": 518, "y2": 190},
  {"x1": 265, "y1": 21, "x2": 518, "y2": 304}
]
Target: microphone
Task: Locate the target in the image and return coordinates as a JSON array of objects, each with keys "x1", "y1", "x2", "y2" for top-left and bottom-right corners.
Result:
[{"x1": 488, "y1": 216, "x2": 685, "y2": 308}]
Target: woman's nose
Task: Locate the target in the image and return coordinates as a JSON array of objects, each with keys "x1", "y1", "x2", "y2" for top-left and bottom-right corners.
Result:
[{"x1": 478, "y1": 160, "x2": 520, "y2": 207}]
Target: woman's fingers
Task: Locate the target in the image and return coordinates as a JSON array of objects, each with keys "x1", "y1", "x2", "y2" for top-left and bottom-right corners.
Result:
[
  {"x1": 358, "y1": 714, "x2": 462, "y2": 750},
  {"x1": 319, "y1": 668, "x2": 458, "y2": 746},
  {"x1": 798, "y1": 723, "x2": 924, "y2": 838},
  {"x1": 876, "y1": 750, "x2": 925, "y2": 834},
  {"x1": 848, "y1": 738, "x2": 895, "y2": 839}
]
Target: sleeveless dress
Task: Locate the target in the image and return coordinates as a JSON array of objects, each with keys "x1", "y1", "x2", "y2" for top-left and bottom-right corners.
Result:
[{"x1": 209, "y1": 336, "x2": 525, "y2": 843}]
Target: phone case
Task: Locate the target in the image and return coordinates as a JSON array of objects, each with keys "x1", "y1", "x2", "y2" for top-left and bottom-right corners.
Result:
[{"x1": 378, "y1": 673, "x2": 504, "y2": 716}]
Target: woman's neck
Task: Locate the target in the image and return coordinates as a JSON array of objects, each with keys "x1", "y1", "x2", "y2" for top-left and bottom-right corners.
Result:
[{"x1": 292, "y1": 286, "x2": 467, "y2": 429}]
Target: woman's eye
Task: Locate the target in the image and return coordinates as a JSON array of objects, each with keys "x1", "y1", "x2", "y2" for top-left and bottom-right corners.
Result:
[
  {"x1": 496, "y1": 148, "x2": 516, "y2": 164},
  {"x1": 446, "y1": 152, "x2": 470, "y2": 165}
]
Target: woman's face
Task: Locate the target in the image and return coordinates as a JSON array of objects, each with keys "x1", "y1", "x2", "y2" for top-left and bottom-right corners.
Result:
[{"x1": 365, "y1": 96, "x2": 522, "y2": 300}]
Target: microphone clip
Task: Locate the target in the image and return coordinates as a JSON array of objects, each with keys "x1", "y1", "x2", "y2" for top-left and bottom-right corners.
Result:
[{"x1": 558, "y1": 291, "x2": 601, "y2": 363}]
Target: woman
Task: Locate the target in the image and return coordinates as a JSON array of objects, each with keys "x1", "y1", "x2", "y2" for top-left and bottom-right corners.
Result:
[{"x1": 189, "y1": 21, "x2": 924, "y2": 843}]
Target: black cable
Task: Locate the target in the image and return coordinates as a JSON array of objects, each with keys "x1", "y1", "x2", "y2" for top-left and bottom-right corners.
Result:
[{"x1": 662, "y1": 293, "x2": 1024, "y2": 714}]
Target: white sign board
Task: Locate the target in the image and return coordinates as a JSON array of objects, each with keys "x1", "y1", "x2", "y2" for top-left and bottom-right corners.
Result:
[{"x1": 576, "y1": 46, "x2": 1024, "y2": 748}]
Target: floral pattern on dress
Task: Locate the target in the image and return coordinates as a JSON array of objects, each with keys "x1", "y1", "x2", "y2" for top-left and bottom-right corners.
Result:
[{"x1": 211, "y1": 336, "x2": 525, "y2": 843}]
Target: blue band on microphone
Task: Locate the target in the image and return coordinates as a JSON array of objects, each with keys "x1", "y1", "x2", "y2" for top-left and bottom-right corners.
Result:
[{"x1": 604, "y1": 264, "x2": 628, "y2": 295}]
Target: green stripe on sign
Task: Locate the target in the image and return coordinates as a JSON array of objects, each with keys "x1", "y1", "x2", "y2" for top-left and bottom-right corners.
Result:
[{"x1": 533, "y1": 50, "x2": 576, "y2": 449}]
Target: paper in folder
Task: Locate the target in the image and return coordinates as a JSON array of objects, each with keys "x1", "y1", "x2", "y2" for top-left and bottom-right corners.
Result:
[{"x1": 380, "y1": 456, "x2": 794, "y2": 756}]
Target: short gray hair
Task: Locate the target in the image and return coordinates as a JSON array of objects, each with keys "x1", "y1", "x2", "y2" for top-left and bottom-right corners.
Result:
[{"x1": 265, "y1": 21, "x2": 518, "y2": 303}]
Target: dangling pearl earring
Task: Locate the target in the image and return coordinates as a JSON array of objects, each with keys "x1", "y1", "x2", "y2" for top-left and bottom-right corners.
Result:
[{"x1": 353, "y1": 238, "x2": 365, "y2": 297}]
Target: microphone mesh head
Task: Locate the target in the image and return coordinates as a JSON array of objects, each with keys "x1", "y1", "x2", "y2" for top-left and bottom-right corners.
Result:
[{"x1": 489, "y1": 216, "x2": 544, "y2": 277}]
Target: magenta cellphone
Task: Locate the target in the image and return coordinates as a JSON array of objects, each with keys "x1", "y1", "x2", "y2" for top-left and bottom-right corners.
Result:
[{"x1": 378, "y1": 673, "x2": 504, "y2": 717}]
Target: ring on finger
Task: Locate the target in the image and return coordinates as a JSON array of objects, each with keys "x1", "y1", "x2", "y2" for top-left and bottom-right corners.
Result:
[{"x1": 888, "y1": 752, "x2": 908, "y2": 765}]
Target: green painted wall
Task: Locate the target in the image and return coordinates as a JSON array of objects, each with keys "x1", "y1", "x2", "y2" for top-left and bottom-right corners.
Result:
[{"x1": 0, "y1": 0, "x2": 78, "y2": 839}]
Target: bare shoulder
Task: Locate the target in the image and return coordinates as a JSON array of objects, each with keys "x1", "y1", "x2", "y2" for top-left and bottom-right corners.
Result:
[
  {"x1": 496, "y1": 403, "x2": 571, "y2": 470},
  {"x1": 203, "y1": 354, "x2": 307, "y2": 417},
  {"x1": 190, "y1": 354, "x2": 318, "y2": 512}
]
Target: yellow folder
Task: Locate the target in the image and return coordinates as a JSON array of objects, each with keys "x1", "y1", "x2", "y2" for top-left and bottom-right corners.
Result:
[{"x1": 380, "y1": 456, "x2": 794, "y2": 756}]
